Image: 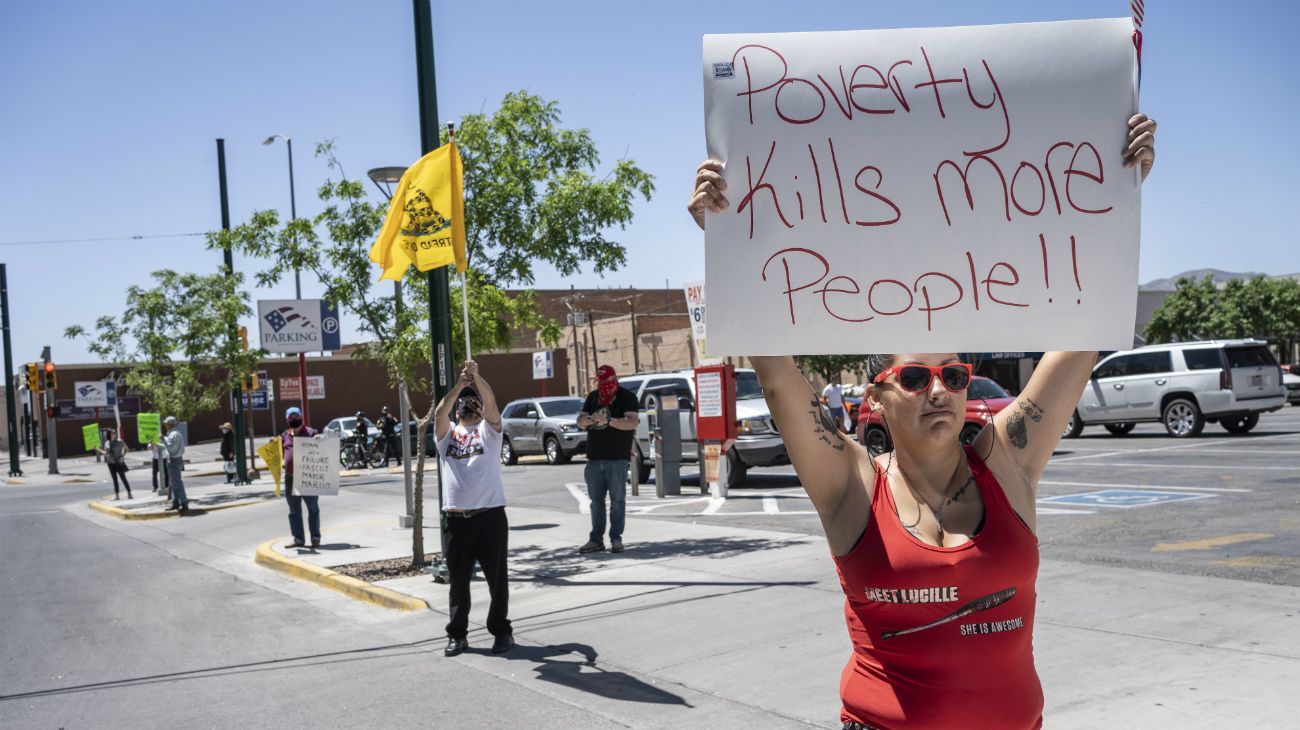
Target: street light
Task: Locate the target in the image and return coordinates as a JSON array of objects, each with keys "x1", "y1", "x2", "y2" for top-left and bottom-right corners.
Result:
[
  {"x1": 264, "y1": 133, "x2": 311, "y2": 427},
  {"x1": 367, "y1": 166, "x2": 417, "y2": 529}
]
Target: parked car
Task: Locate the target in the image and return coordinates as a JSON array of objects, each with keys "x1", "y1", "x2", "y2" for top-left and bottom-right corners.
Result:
[
  {"x1": 394, "y1": 420, "x2": 437, "y2": 457},
  {"x1": 499, "y1": 396, "x2": 587, "y2": 465},
  {"x1": 322, "y1": 416, "x2": 381, "y2": 441},
  {"x1": 1282, "y1": 370, "x2": 1300, "y2": 405},
  {"x1": 1064, "y1": 339, "x2": 1287, "y2": 438},
  {"x1": 854, "y1": 376, "x2": 1015, "y2": 456},
  {"x1": 620, "y1": 368, "x2": 789, "y2": 489}
]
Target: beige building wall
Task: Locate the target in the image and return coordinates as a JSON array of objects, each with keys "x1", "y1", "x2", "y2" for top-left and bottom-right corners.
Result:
[{"x1": 564, "y1": 314, "x2": 697, "y2": 396}]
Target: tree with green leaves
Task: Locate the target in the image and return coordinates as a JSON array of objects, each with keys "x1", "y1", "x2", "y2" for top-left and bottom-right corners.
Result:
[
  {"x1": 1145, "y1": 275, "x2": 1300, "y2": 355},
  {"x1": 796, "y1": 355, "x2": 871, "y2": 383},
  {"x1": 64, "y1": 269, "x2": 263, "y2": 428},
  {"x1": 213, "y1": 91, "x2": 654, "y2": 567}
]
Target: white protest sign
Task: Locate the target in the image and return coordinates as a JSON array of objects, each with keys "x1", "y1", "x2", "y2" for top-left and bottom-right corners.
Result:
[
  {"x1": 683, "y1": 280, "x2": 708, "y2": 359},
  {"x1": 702, "y1": 19, "x2": 1139, "y2": 355},
  {"x1": 293, "y1": 433, "x2": 340, "y2": 496}
]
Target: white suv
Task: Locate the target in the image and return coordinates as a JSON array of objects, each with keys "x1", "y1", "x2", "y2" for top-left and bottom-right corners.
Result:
[{"x1": 1064, "y1": 339, "x2": 1286, "y2": 438}]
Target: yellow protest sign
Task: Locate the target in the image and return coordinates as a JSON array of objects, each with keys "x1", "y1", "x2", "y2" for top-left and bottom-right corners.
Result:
[{"x1": 258, "y1": 437, "x2": 283, "y2": 497}]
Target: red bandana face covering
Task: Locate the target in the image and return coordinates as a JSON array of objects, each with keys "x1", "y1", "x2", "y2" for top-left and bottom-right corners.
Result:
[{"x1": 596, "y1": 365, "x2": 618, "y2": 406}]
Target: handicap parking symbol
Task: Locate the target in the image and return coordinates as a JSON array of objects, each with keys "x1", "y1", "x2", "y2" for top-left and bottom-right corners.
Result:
[{"x1": 1038, "y1": 489, "x2": 1213, "y2": 509}]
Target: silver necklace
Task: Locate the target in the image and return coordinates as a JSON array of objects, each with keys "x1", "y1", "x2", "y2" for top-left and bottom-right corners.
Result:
[{"x1": 896, "y1": 459, "x2": 975, "y2": 544}]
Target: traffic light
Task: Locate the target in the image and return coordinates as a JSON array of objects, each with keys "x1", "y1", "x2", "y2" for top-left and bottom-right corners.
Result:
[
  {"x1": 249, "y1": 372, "x2": 260, "y2": 391},
  {"x1": 42, "y1": 361, "x2": 56, "y2": 391},
  {"x1": 46, "y1": 405, "x2": 60, "y2": 419},
  {"x1": 238, "y1": 326, "x2": 249, "y2": 351},
  {"x1": 25, "y1": 363, "x2": 39, "y2": 391}
]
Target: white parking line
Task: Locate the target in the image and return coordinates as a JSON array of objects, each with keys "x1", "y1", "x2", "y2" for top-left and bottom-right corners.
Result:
[
  {"x1": 1075, "y1": 462, "x2": 1297, "y2": 471},
  {"x1": 1036, "y1": 506, "x2": 1098, "y2": 515},
  {"x1": 1038, "y1": 480, "x2": 1252, "y2": 493},
  {"x1": 1051, "y1": 431, "x2": 1300, "y2": 463},
  {"x1": 763, "y1": 497, "x2": 780, "y2": 514}
]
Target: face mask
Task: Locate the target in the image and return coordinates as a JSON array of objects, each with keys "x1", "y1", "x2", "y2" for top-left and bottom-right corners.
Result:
[{"x1": 288, "y1": 417, "x2": 303, "y2": 429}]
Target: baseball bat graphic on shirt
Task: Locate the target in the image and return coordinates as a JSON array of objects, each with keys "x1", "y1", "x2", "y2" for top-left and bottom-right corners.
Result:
[{"x1": 880, "y1": 587, "x2": 1017, "y2": 640}]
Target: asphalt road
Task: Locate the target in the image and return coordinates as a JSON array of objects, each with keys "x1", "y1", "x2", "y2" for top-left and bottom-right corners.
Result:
[
  {"x1": 480, "y1": 406, "x2": 1300, "y2": 587},
  {"x1": 0, "y1": 483, "x2": 615, "y2": 730}
]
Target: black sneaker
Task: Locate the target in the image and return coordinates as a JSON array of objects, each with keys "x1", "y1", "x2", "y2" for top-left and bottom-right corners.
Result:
[
  {"x1": 578, "y1": 540, "x2": 605, "y2": 554},
  {"x1": 491, "y1": 634, "x2": 514, "y2": 654},
  {"x1": 610, "y1": 539, "x2": 624, "y2": 553},
  {"x1": 444, "y1": 637, "x2": 468, "y2": 657}
]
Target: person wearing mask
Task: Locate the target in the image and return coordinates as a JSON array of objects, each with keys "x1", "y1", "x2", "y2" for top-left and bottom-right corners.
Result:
[
  {"x1": 97, "y1": 428, "x2": 133, "y2": 500},
  {"x1": 378, "y1": 406, "x2": 400, "y2": 467},
  {"x1": 219, "y1": 422, "x2": 236, "y2": 483},
  {"x1": 575, "y1": 365, "x2": 639, "y2": 554},
  {"x1": 435, "y1": 361, "x2": 512, "y2": 657},
  {"x1": 160, "y1": 416, "x2": 188, "y2": 511},
  {"x1": 282, "y1": 406, "x2": 321, "y2": 549}
]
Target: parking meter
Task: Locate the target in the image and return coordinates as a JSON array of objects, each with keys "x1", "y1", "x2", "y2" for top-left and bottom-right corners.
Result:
[{"x1": 654, "y1": 396, "x2": 682, "y2": 497}]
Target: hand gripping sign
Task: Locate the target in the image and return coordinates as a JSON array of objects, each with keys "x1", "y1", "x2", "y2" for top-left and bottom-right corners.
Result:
[{"x1": 702, "y1": 19, "x2": 1140, "y2": 355}]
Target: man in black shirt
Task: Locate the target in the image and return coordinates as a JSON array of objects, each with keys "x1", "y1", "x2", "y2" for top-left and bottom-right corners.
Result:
[
  {"x1": 378, "y1": 406, "x2": 400, "y2": 467},
  {"x1": 576, "y1": 365, "x2": 639, "y2": 554}
]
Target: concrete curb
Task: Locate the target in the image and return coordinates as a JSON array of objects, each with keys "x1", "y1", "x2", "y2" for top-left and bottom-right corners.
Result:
[
  {"x1": 88, "y1": 497, "x2": 275, "y2": 521},
  {"x1": 253, "y1": 539, "x2": 430, "y2": 612}
]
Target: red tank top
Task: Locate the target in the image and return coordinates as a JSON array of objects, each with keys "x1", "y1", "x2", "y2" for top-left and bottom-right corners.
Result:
[{"x1": 832, "y1": 446, "x2": 1043, "y2": 729}]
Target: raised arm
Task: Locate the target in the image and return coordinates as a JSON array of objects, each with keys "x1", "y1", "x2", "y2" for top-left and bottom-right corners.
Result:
[
  {"x1": 465, "y1": 361, "x2": 502, "y2": 432},
  {"x1": 986, "y1": 351, "x2": 1097, "y2": 489},
  {"x1": 433, "y1": 377, "x2": 461, "y2": 441}
]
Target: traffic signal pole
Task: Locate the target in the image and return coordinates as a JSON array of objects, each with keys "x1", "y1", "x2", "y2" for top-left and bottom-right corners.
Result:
[
  {"x1": 1, "y1": 265, "x2": 21, "y2": 477},
  {"x1": 217, "y1": 139, "x2": 250, "y2": 485},
  {"x1": 42, "y1": 349, "x2": 57, "y2": 475}
]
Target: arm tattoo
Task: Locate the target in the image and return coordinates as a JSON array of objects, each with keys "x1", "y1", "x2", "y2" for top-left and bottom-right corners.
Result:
[
  {"x1": 1007, "y1": 411, "x2": 1029, "y2": 449},
  {"x1": 1006, "y1": 397, "x2": 1044, "y2": 450},
  {"x1": 810, "y1": 399, "x2": 846, "y2": 452}
]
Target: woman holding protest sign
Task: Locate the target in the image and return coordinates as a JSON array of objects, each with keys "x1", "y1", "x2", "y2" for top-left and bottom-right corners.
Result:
[{"x1": 690, "y1": 114, "x2": 1155, "y2": 729}]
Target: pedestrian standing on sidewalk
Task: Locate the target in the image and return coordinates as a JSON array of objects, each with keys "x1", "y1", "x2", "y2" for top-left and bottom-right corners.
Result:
[
  {"x1": 161, "y1": 416, "x2": 188, "y2": 511},
  {"x1": 378, "y1": 406, "x2": 400, "y2": 467},
  {"x1": 96, "y1": 428, "x2": 133, "y2": 500},
  {"x1": 689, "y1": 113, "x2": 1157, "y2": 729},
  {"x1": 151, "y1": 437, "x2": 169, "y2": 496},
  {"x1": 219, "y1": 422, "x2": 236, "y2": 483},
  {"x1": 575, "y1": 365, "x2": 639, "y2": 554},
  {"x1": 281, "y1": 406, "x2": 321, "y2": 549},
  {"x1": 435, "y1": 360, "x2": 512, "y2": 657}
]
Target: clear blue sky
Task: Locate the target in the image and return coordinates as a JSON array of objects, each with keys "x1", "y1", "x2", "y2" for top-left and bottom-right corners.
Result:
[{"x1": 2, "y1": 0, "x2": 1296, "y2": 363}]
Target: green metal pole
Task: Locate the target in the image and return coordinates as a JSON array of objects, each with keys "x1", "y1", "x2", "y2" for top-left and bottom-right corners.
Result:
[
  {"x1": 1, "y1": 265, "x2": 22, "y2": 477},
  {"x1": 217, "y1": 139, "x2": 249, "y2": 484},
  {"x1": 413, "y1": 0, "x2": 454, "y2": 581}
]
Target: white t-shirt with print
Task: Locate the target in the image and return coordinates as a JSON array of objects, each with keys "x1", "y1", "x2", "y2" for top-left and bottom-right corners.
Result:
[
  {"x1": 437, "y1": 420, "x2": 506, "y2": 510},
  {"x1": 822, "y1": 383, "x2": 844, "y2": 409}
]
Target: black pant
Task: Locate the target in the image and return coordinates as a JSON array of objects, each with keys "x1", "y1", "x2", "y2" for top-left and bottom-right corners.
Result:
[
  {"x1": 382, "y1": 434, "x2": 400, "y2": 465},
  {"x1": 444, "y1": 506, "x2": 511, "y2": 640},
  {"x1": 151, "y1": 458, "x2": 169, "y2": 490},
  {"x1": 108, "y1": 463, "x2": 131, "y2": 496}
]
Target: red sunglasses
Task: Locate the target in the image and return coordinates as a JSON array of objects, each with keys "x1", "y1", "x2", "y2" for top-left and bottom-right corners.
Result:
[{"x1": 872, "y1": 363, "x2": 973, "y2": 394}]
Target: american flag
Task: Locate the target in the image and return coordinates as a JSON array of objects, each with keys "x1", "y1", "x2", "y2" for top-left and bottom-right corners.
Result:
[{"x1": 1130, "y1": 0, "x2": 1144, "y2": 29}]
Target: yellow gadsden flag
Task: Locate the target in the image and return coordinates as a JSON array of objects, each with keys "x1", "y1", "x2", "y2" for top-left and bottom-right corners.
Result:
[
  {"x1": 257, "y1": 437, "x2": 283, "y2": 498},
  {"x1": 368, "y1": 141, "x2": 467, "y2": 281}
]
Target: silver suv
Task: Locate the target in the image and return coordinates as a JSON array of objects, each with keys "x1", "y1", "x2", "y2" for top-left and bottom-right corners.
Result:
[
  {"x1": 620, "y1": 368, "x2": 784, "y2": 488},
  {"x1": 1064, "y1": 339, "x2": 1286, "y2": 438},
  {"x1": 499, "y1": 397, "x2": 587, "y2": 465}
]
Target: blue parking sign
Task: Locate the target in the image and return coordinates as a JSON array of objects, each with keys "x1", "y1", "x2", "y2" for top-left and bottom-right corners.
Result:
[{"x1": 1038, "y1": 490, "x2": 1212, "y2": 509}]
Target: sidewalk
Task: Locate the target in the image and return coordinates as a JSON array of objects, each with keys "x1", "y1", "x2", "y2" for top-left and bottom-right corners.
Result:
[{"x1": 256, "y1": 502, "x2": 1300, "y2": 728}]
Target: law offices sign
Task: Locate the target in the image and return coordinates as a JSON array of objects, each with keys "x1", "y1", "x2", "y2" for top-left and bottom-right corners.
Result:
[{"x1": 257, "y1": 300, "x2": 342, "y2": 354}]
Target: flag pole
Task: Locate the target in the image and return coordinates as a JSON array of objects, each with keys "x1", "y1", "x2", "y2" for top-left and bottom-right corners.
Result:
[{"x1": 448, "y1": 122, "x2": 472, "y2": 362}]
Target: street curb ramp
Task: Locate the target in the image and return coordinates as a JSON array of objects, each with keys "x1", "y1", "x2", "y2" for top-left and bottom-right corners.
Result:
[{"x1": 254, "y1": 539, "x2": 429, "y2": 612}]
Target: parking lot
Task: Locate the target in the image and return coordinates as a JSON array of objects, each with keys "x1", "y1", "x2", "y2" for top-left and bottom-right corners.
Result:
[{"x1": 499, "y1": 406, "x2": 1300, "y2": 587}]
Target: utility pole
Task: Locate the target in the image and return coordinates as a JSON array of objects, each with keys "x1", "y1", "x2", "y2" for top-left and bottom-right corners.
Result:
[
  {"x1": 217, "y1": 139, "x2": 250, "y2": 485},
  {"x1": 414, "y1": 0, "x2": 454, "y2": 582},
  {"x1": 586, "y1": 308, "x2": 598, "y2": 374},
  {"x1": 1, "y1": 265, "x2": 21, "y2": 476}
]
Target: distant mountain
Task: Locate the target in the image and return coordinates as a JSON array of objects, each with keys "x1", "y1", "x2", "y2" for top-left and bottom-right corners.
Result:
[{"x1": 1138, "y1": 268, "x2": 1299, "y2": 291}]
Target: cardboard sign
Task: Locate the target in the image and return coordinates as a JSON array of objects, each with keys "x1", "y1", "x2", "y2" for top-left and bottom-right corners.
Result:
[
  {"x1": 137, "y1": 412, "x2": 161, "y2": 445},
  {"x1": 702, "y1": 19, "x2": 1140, "y2": 354},
  {"x1": 82, "y1": 423, "x2": 101, "y2": 452},
  {"x1": 292, "y1": 433, "x2": 339, "y2": 496},
  {"x1": 258, "y1": 437, "x2": 283, "y2": 498}
]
